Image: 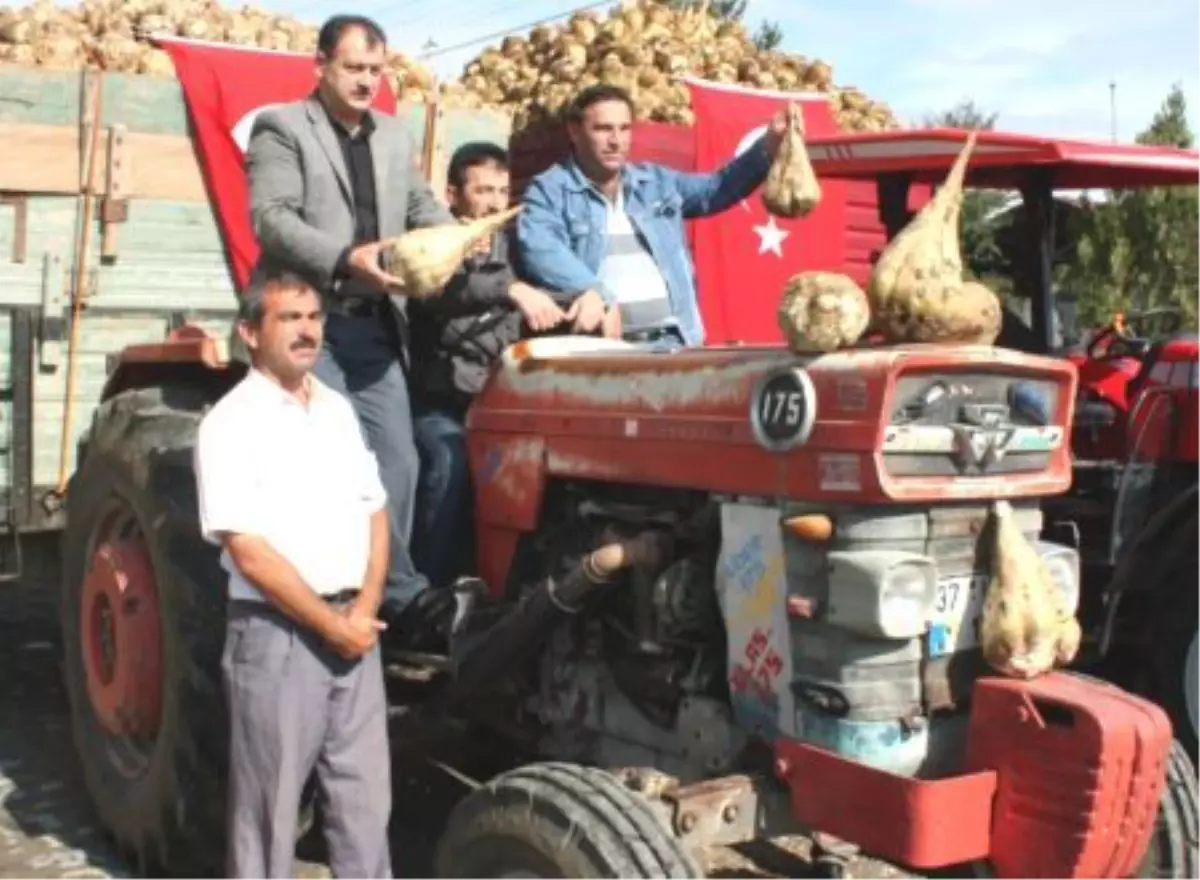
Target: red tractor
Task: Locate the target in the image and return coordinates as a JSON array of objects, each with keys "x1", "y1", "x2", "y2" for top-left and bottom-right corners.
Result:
[
  {"x1": 805, "y1": 127, "x2": 1200, "y2": 763},
  {"x1": 1067, "y1": 307, "x2": 1194, "y2": 462},
  {"x1": 60, "y1": 129, "x2": 1198, "y2": 878}
]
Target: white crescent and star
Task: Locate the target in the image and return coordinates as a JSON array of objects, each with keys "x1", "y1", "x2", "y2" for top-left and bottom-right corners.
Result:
[
  {"x1": 231, "y1": 103, "x2": 284, "y2": 153},
  {"x1": 753, "y1": 215, "x2": 789, "y2": 257}
]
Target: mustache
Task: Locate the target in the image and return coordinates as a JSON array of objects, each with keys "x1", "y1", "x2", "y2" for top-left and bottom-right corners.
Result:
[{"x1": 291, "y1": 338, "x2": 318, "y2": 351}]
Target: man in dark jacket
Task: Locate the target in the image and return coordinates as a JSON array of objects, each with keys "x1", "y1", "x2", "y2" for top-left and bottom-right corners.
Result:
[{"x1": 408, "y1": 142, "x2": 573, "y2": 587}]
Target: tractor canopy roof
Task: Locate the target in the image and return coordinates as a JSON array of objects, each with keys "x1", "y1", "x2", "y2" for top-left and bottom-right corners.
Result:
[{"x1": 806, "y1": 127, "x2": 1200, "y2": 190}]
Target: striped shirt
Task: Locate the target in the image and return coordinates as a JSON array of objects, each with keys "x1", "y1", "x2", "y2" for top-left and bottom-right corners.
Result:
[{"x1": 597, "y1": 189, "x2": 674, "y2": 333}]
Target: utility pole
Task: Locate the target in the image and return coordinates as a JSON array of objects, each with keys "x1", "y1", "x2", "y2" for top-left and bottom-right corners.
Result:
[{"x1": 1109, "y1": 80, "x2": 1118, "y2": 143}]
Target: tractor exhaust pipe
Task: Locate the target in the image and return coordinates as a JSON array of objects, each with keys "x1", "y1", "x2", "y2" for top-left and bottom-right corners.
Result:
[
  {"x1": 443, "y1": 529, "x2": 671, "y2": 703},
  {"x1": 394, "y1": 529, "x2": 671, "y2": 740}
]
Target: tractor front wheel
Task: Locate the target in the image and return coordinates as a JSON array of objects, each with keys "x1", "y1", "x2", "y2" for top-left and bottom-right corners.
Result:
[{"x1": 434, "y1": 762, "x2": 702, "y2": 878}]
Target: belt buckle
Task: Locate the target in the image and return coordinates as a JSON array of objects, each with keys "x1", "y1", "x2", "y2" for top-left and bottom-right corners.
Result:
[{"x1": 326, "y1": 588, "x2": 359, "y2": 609}]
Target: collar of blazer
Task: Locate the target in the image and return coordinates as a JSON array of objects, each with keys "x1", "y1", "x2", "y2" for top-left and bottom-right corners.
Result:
[{"x1": 303, "y1": 94, "x2": 391, "y2": 215}]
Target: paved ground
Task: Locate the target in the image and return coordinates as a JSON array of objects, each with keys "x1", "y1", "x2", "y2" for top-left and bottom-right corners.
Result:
[
  {"x1": 0, "y1": 545, "x2": 904, "y2": 879},
  {"x1": 0, "y1": 573, "x2": 458, "y2": 873},
  {"x1": 0, "y1": 618, "x2": 129, "y2": 878}
]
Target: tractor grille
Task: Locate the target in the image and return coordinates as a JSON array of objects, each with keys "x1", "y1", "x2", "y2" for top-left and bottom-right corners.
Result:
[{"x1": 882, "y1": 373, "x2": 1063, "y2": 478}]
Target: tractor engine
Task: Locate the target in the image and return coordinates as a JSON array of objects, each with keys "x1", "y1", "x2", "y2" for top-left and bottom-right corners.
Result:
[
  {"x1": 531, "y1": 495, "x2": 740, "y2": 781},
  {"x1": 466, "y1": 338, "x2": 1083, "y2": 789}
]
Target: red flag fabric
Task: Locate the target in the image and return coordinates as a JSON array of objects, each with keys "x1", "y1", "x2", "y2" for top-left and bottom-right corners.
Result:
[
  {"x1": 686, "y1": 78, "x2": 849, "y2": 346},
  {"x1": 155, "y1": 36, "x2": 398, "y2": 292}
]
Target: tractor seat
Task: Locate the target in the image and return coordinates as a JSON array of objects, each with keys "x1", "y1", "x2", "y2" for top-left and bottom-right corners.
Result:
[
  {"x1": 1126, "y1": 340, "x2": 1169, "y2": 401},
  {"x1": 1121, "y1": 331, "x2": 1196, "y2": 400}
]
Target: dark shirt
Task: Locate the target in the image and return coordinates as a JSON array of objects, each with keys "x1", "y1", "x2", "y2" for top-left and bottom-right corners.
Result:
[
  {"x1": 409, "y1": 229, "x2": 521, "y2": 416},
  {"x1": 319, "y1": 99, "x2": 378, "y2": 282},
  {"x1": 409, "y1": 228, "x2": 579, "y2": 416}
]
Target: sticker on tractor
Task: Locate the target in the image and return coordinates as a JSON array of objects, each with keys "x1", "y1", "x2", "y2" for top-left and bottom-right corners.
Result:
[
  {"x1": 836, "y1": 379, "x2": 868, "y2": 412},
  {"x1": 716, "y1": 503, "x2": 795, "y2": 740},
  {"x1": 818, "y1": 453, "x2": 861, "y2": 492}
]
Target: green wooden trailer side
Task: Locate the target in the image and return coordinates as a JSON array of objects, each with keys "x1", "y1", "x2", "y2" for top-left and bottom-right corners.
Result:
[{"x1": 0, "y1": 63, "x2": 510, "y2": 574}]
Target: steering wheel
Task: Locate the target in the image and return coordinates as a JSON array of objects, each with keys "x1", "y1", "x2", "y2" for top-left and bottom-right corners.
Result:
[
  {"x1": 1088, "y1": 307, "x2": 1186, "y2": 361},
  {"x1": 1129, "y1": 306, "x2": 1184, "y2": 340},
  {"x1": 1086, "y1": 313, "x2": 1138, "y2": 361}
]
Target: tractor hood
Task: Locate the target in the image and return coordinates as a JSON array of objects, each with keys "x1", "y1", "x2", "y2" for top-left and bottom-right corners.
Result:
[{"x1": 466, "y1": 337, "x2": 1078, "y2": 504}]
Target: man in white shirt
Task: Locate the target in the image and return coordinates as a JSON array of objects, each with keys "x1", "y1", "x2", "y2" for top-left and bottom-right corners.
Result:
[{"x1": 195, "y1": 265, "x2": 392, "y2": 878}]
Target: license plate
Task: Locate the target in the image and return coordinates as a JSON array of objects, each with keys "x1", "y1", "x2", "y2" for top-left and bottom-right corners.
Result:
[{"x1": 927, "y1": 573, "x2": 989, "y2": 658}]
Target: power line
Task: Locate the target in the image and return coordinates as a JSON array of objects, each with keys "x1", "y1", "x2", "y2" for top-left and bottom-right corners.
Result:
[
  {"x1": 420, "y1": 0, "x2": 613, "y2": 59},
  {"x1": 406, "y1": 0, "x2": 536, "y2": 38}
]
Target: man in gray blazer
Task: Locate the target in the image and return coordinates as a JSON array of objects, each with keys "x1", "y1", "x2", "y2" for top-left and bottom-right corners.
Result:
[{"x1": 246, "y1": 13, "x2": 458, "y2": 659}]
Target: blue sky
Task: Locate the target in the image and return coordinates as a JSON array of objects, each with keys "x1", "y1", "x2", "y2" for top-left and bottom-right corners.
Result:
[{"x1": 276, "y1": 0, "x2": 1198, "y2": 142}]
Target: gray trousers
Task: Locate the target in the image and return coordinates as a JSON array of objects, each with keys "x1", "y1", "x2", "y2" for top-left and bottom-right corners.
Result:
[
  {"x1": 314, "y1": 312, "x2": 430, "y2": 606},
  {"x1": 223, "y1": 602, "x2": 392, "y2": 878}
]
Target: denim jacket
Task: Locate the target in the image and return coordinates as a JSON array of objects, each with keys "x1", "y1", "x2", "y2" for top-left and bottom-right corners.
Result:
[{"x1": 514, "y1": 137, "x2": 773, "y2": 346}]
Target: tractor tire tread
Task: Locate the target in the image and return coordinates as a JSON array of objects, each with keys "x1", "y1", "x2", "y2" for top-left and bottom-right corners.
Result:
[
  {"x1": 1149, "y1": 740, "x2": 1199, "y2": 878},
  {"x1": 435, "y1": 761, "x2": 701, "y2": 879}
]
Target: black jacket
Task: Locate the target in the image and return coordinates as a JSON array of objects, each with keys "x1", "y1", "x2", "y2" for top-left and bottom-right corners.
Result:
[{"x1": 409, "y1": 229, "x2": 564, "y2": 415}]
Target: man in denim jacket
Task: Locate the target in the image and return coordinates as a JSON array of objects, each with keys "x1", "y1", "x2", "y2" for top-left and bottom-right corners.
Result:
[{"x1": 515, "y1": 83, "x2": 786, "y2": 347}]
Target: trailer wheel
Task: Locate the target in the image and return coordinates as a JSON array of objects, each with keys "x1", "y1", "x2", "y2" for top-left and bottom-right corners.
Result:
[
  {"x1": 434, "y1": 762, "x2": 702, "y2": 878},
  {"x1": 1136, "y1": 740, "x2": 1199, "y2": 878},
  {"x1": 61, "y1": 384, "x2": 227, "y2": 876}
]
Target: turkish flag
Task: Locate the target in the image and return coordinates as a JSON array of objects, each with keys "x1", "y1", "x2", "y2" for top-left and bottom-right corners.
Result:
[
  {"x1": 686, "y1": 78, "x2": 849, "y2": 346},
  {"x1": 154, "y1": 36, "x2": 398, "y2": 292}
]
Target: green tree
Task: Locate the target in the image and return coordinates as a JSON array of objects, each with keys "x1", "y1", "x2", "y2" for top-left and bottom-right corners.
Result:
[
  {"x1": 668, "y1": 1, "x2": 781, "y2": 55},
  {"x1": 926, "y1": 98, "x2": 999, "y2": 131},
  {"x1": 1062, "y1": 84, "x2": 1199, "y2": 331},
  {"x1": 753, "y1": 20, "x2": 783, "y2": 51}
]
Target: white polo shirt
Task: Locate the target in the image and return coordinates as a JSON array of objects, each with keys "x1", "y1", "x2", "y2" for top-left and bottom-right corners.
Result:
[{"x1": 194, "y1": 368, "x2": 387, "y2": 603}]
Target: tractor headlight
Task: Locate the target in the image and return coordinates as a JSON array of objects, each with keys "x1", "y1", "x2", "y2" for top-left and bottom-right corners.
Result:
[
  {"x1": 881, "y1": 562, "x2": 937, "y2": 634},
  {"x1": 1037, "y1": 543, "x2": 1080, "y2": 615},
  {"x1": 826, "y1": 551, "x2": 936, "y2": 640}
]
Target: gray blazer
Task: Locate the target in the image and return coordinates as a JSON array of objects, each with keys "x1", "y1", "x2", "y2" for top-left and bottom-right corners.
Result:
[{"x1": 245, "y1": 95, "x2": 453, "y2": 321}]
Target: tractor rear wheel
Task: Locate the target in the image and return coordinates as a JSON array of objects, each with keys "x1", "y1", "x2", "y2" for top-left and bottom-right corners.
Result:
[
  {"x1": 1136, "y1": 740, "x2": 1199, "y2": 878},
  {"x1": 1149, "y1": 551, "x2": 1199, "y2": 763},
  {"x1": 61, "y1": 384, "x2": 228, "y2": 875},
  {"x1": 962, "y1": 738, "x2": 1198, "y2": 880},
  {"x1": 433, "y1": 762, "x2": 702, "y2": 878}
]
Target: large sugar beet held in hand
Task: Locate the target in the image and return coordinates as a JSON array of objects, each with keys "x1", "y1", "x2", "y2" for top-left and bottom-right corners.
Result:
[
  {"x1": 979, "y1": 500, "x2": 1082, "y2": 679},
  {"x1": 867, "y1": 132, "x2": 997, "y2": 344},
  {"x1": 777, "y1": 271, "x2": 869, "y2": 353},
  {"x1": 380, "y1": 205, "x2": 522, "y2": 299},
  {"x1": 762, "y1": 102, "x2": 822, "y2": 219}
]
